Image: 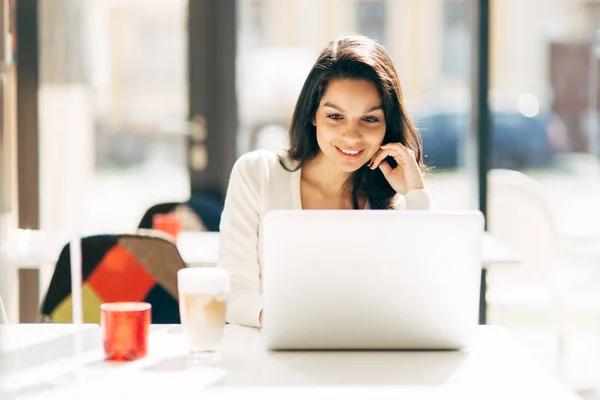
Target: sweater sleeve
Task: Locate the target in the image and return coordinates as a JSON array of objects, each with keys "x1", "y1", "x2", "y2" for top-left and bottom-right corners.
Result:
[
  {"x1": 394, "y1": 188, "x2": 431, "y2": 210},
  {"x1": 218, "y1": 153, "x2": 264, "y2": 328}
]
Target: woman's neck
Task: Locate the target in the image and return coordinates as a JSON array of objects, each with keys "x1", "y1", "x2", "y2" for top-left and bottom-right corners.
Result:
[{"x1": 301, "y1": 152, "x2": 352, "y2": 196}]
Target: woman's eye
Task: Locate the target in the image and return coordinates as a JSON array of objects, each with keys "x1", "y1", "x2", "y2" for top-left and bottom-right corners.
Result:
[
  {"x1": 363, "y1": 116, "x2": 380, "y2": 123},
  {"x1": 327, "y1": 114, "x2": 343, "y2": 120}
]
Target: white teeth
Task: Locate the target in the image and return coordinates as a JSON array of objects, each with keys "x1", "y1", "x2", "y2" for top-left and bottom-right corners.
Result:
[{"x1": 339, "y1": 148, "x2": 360, "y2": 155}]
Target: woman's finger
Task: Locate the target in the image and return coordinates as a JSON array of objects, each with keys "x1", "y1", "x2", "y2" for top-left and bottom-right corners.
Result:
[
  {"x1": 377, "y1": 159, "x2": 393, "y2": 177},
  {"x1": 367, "y1": 148, "x2": 382, "y2": 167},
  {"x1": 369, "y1": 148, "x2": 395, "y2": 170},
  {"x1": 381, "y1": 143, "x2": 416, "y2": 161}
]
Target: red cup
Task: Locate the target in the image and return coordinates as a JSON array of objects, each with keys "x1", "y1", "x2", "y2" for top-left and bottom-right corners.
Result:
[
  {"x1": 101, "y1": 302, "x2": 151, "y2": 361},
  {"x1": 152, "y1": 214, "x2": 182, "y2": 239}
]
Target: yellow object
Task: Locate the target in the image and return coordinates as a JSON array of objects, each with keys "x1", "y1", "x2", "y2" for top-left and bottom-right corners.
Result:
[{"x1": 51, "y1": 283, "x2": 104, "y2": 324}]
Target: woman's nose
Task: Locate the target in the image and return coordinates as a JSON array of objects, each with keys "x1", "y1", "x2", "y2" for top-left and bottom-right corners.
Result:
[{"x1": 343, "y1": 122, "x2": 362, "y2": 140}]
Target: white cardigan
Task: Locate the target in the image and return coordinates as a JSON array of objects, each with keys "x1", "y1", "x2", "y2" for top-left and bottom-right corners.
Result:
[{"x1": 218, "y1": 149, "x2": 431, "y2": 327}]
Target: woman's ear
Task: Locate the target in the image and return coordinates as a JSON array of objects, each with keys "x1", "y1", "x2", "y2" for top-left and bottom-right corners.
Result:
[{"x1": 311, "y1": 116, "x2": 316, "y2": 126}]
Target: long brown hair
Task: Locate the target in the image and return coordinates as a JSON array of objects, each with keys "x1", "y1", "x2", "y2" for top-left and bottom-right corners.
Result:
[{"x1": 280, "y1": 34, "x2": 423, "y2": 209}]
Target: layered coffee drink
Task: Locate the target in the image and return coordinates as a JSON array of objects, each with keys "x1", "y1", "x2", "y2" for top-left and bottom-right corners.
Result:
[
  {"x1": 179, "y1": 293, "x2": 226, "y2": 352},
  {"x1": 177, "y1": 267, "x2": 229, "y2": 355}
]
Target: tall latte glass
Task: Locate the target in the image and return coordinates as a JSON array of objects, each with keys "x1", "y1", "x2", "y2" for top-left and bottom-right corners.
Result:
[{"x1": 177, "y1": 267, "x2": 229, "y2": 358}]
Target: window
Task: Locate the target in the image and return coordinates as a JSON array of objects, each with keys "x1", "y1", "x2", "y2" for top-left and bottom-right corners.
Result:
[
  {"x1": 356, "y1": 0, "x2": 387, "y2": 48},
  {"x1": 240, "y1": 0, "x2": 264, "y2": 48},
  {"x1": 442, "y1": 0, "x2": 471, "y2": 81}
]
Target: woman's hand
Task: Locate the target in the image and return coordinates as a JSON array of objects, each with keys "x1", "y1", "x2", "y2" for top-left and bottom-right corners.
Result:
[{"x1": 368, "y1": 143, "x2": 425, "y2": 194}]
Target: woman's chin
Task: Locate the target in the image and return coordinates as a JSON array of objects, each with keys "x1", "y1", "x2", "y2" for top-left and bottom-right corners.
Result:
[{"x1": 334, "y1": 159, "x2": 368, "y2": 173}]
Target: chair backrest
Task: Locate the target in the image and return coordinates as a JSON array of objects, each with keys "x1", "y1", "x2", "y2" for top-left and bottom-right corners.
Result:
[
  {"x1": 138, "y1": 202, "x2": 180, "y2": 229},
  {"x1": 186, "y1": 195, "x2": 223, "y2": 232},
  {"x1": 41, "y1": 233, "x2": 186, "y2": 324},
  {"x1": 138, "y1": 201, "x2": 214, "y2": 232},
  {"x1": 487, "y1": 169, "x2": 559, "y2": 288}
]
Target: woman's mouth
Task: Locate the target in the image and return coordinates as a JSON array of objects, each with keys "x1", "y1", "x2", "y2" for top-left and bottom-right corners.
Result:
[{"x1": 335, "y1": 146, "x2": 365, "y2": 160}]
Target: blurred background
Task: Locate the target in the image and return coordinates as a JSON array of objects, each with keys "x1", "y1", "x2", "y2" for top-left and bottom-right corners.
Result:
[{"x1": 2, "y1": 0, "x2": 600, "y2": 396}]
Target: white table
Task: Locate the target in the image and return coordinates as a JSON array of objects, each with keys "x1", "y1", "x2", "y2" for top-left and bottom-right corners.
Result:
[
  {"x1": 4, "y1": 229, "x2": 66, "y2": 267},
  {"x1": 176, "y1": 231, "x2": 220, "y2": 267},
  {"x1": 2, "y1": 230, "x2": 221, "y2": 269},
  {"x1": 2, "y1": 230, "x2": 65, "y2": 323},
  {"x1": 178, "y1": 231, "x2": 521, "y2": 267},
  {"x1": 0, "y1": 324, "x2": 580, "y2": 399},
  {"x1": 481, "y1": 232, "x2": 521, "y2": 266},
  {"x1": 4, "y1": 230, "x2": 520, "y2": 271}
]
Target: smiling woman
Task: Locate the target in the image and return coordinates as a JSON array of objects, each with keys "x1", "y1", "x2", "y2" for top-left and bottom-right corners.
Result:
[
  {"x1": 218, "y1": 34, "x2": 431, "y2": 328},
  {"x1": 282, "y1": 34, "x2": 426, "y2": 210},
  {"x1": 315, "y1": 80, "x2": 386, "y2": 168}
]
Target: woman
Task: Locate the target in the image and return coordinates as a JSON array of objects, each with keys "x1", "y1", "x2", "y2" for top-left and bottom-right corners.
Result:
[{"x1": 219, "y1": 34, "x2": 430, "y2": 327}]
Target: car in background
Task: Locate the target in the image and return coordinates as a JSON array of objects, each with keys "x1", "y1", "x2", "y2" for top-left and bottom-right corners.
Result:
[{"x1": 414, "y1": 109, "x2": 570, "y2": 170}]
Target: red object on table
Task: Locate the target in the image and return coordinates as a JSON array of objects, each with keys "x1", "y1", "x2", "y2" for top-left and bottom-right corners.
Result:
[
  {"x1": 101, "y1": 302, "x2": 151, "y2": 361},
  {"x1": 152, "y1": 214, "x2": 182, "y2": 239}
]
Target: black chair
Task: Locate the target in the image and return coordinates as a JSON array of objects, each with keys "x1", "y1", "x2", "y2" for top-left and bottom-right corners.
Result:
[
  {"x1": 138, "y1": 195, "x2": 223, "y2": 232},
  {"x1": 138, "y1": 202, "x2": 179, "y2": 229}
]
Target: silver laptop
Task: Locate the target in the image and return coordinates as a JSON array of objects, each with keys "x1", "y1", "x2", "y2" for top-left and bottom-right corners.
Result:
[{"x1": 260, "y1": 210, "x2": 484, "y2": 350}]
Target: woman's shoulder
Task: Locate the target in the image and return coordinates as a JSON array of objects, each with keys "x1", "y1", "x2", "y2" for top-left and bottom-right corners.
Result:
[
  {"x1": 234, "y1": 149, "x2": 280, "y2": 168},
  {"x1": 227, "y1": 149, "x2": 298, "y2": 209},
  {"x1": 232, "y1": 149, "x2": 296, "y2": 177}
]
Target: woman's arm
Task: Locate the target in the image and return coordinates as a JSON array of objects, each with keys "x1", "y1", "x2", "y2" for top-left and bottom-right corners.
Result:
[
  {"x1": 218, "y1": 153, "x2": 264, "y2": 328},
  {"x1": 392, "y1": 188, "x2": 431, "y2": 210},
  {"x1": 404, "y1": 189, "x2": 431, "y2": 210}
]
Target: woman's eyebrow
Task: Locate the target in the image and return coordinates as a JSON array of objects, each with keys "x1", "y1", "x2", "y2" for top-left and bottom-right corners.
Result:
[
  {"x1": 322, "y1": 102, "x2": 383, "y2": 113},
  {"x1": 323, "y1": 102, "x2": 345, "y2": 112},
  {"x1": 364, "y1": 104, "x2": 383, "y2": 113}
]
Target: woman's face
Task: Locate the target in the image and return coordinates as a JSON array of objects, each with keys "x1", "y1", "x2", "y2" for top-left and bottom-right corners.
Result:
[{"x1": 312, "y1": 78, "x2": 386, "y2": 173}]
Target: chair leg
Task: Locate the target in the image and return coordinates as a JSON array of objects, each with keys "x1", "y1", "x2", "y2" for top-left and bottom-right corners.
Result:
[
  {"x1": 554, "y1": 301, "x2": 571, "y2": 383},
  {"x1": 555, "y1": 329, "x2": 568, "y2": 381}
]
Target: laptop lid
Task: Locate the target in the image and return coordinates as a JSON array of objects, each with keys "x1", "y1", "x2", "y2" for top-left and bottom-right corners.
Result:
[{"x1": 260, "y1": 210, "x2": 484, "y2": 350}]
